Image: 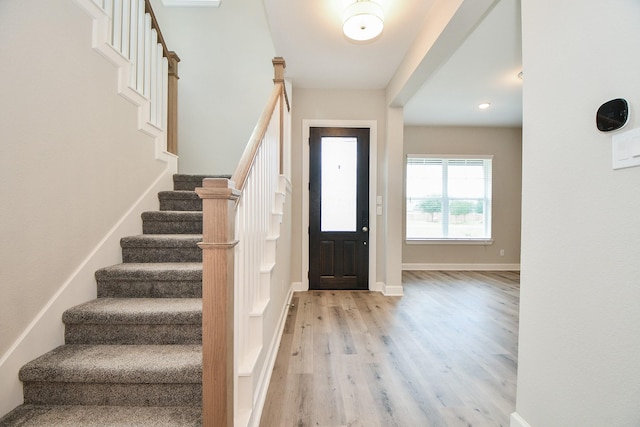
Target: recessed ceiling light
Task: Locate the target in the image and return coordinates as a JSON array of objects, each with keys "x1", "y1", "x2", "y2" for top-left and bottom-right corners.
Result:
[{"x1": 478, "y1": 103, "x2": 491, "y2": 110}]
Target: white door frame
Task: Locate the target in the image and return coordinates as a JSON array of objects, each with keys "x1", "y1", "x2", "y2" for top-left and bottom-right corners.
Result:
[{"x1": 301, "y1": 119, "x2": 378, "y2": 292}]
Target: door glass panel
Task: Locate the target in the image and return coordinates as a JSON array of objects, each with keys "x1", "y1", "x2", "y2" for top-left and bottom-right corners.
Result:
[{"x1": 321, "y1": 137, "x2": 357, "y2": 232}]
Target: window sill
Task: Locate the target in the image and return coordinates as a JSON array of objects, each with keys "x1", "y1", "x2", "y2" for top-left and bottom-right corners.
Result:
[{"x1": 406, "y1": 238, "x2": 494, "y2": 246}]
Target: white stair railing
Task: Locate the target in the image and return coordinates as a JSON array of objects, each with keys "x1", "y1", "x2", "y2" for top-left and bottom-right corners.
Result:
[
  {"x1": 197, "y1": 58, "x2": 290, "y2": 427},
  {"x1": 78, "y1": 0, "x2": 180, "y2": 154}
]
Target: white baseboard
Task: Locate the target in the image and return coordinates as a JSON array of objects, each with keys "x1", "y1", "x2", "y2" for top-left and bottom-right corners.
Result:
[
  {"x1": 246, "y1": 286, "x2": 294, "y2": 427},
  {"x1": 291, "y1": 281, "x2": 305, "y2": 292},
  {"x1": 0, "y1": 169, "x2": 175, "y2": 416},
  {"x1": 381, "y1": 282, "x2": 404, "y2": 296},
  {"x1": 402, "y1": 263, "x2": 521, "y2": 271},
  {"x1": 510, "y1": 412, "x2": 532, "y2": 427}
]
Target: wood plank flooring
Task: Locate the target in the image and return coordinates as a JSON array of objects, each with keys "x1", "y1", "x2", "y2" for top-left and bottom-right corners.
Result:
[{"x1": 259, "y1": 271, "x2": 520, "y2": 427}]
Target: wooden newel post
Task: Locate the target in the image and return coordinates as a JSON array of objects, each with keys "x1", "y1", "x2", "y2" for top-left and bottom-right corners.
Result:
[
  {"x1": 272, "y1": 57, "x2": 287, "y2": 175},
  {"x1": 272, "y1": 57, "x2": 287, "y2": 110},
  {"x1": 196, "y1": 178, "x2": 239, "y2": 427},
  {"x1": 167, "y1": 51, "x2": 180, "y2": 156},
  {"x1": 272, "y1": 56, "x2": 286, "y2": 84}
]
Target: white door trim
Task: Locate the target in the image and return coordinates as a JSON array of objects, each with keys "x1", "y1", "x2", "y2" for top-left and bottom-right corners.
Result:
[{"x1": 301, "y1": 119, "x2": 378, "y2": 292}]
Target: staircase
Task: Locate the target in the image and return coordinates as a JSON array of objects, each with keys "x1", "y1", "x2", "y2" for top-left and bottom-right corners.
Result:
[{"x1": 0, "y1": 174, "x2": 224, "y2": 427}]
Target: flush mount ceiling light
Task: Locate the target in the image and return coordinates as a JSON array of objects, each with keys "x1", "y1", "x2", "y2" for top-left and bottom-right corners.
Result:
[
  {"x1": 343, "y1": 0, "x2": 384, "y2": 42},
  {"x1": 478, "y1": 103, "x2": 491, "y2": 110}
]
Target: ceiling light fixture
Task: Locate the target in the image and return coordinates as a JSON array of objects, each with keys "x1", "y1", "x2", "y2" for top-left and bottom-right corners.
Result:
[
  {"x1": 478, "y1": 103, "x2": 491, "y2": 110},
  {"x1": 343, "y1": 0, "x2": 384, "y2": 42}
]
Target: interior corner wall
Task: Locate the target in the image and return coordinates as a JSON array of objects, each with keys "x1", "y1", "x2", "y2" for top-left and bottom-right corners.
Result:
[
  {"x1": 383, "y1": 107, "x2": 404, "y2": 293},
  {"x1": 403, "y1": 126, "x2": 522, "y2": 267},
  {"x1": 289, "y1": 88, "x2": 387, "y2": 287},
  {"x1": 0, "y1": 0, "x2": 171, "y2": 415},
  {"x1": 516, "y1": 1, "x2": 640, "y2": 426},
  {"x1": 148, "y1": 0, "x2": 276, "y2": 175}
]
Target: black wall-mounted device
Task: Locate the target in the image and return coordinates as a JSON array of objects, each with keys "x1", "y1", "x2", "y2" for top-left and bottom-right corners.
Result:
[{"x1": 596, "y1": 98, "x2": 629, "y2": 132}]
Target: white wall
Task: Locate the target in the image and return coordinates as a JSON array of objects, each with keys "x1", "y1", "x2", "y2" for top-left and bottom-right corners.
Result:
[
  {"x1": 0, "y1": 0, "x2": 174, "y2": 415},
  {"x1": 514, "y1": 1, "x2": 640, "y2": 426},
  {"x1": 149, "y1": 0, "x2": 276, "y2": 174}
]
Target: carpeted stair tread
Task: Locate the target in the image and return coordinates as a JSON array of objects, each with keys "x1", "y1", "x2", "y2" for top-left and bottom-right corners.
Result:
[
  {"x1": 96, "y1": 263, "x2": 202, "y2": 299},
  {"x1": 158, "y1": 191, "x2": 202, "y2": 212},
  {"x1": 121, "y1": 234, "x2": 202, "y2": 248},
  {"x1": 63, "y1": 298, "x2": 202, "y2": 325},
  {"x1": 95, "y1": 262, "x2": 202, "y2": 280},
  {"x1": 63, "y1": 298, "x2": 202, "y2": 344},
  {"x1": 121, "y1": 235, "x2": 202, "y2": 263},
  {"x1": 19, "y1": 345, "x2": 201, "y2": 384},
  {"x1": 158, "y1": 191, "x2": 200, "y2": 201},
  {"x1": 142, "y1": 211, "x2": 202, "y2": 234},
  {"x1": 142, "y1": 211, "x2": 202, "y2": 221},
  {"x1": 0, "y1": 404, "x2": 201, "y2": 427},
  {"x1": 172, "y1": 174, "x2": 230, "y2": 191}
]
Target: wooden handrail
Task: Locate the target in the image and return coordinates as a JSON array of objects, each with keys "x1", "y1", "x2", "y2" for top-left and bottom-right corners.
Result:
[
  {"x1": 231, "y1": 58, "x2": 288, "y2": 191},
  {"x1": 144, "y1": 0, "x2": 170, "y2": 59},
  {"x1": 230, "y1": 83, "x2": 283, "y2": 191}
]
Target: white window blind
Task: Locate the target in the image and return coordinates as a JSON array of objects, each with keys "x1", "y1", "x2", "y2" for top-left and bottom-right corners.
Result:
[{"x1": 406, "y1": 156, "x2": 492, "y2": 241}]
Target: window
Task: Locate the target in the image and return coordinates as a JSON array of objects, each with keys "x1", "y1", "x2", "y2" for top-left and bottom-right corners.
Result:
[{"x1": 406, "y1": 155, "x2": 492, "y2": 242}]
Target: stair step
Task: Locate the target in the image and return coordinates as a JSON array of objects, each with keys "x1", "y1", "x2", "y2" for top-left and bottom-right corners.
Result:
[
  {"x1": 19, "y1": 345, "x2": 201, "y2": 407},
  {"x1": 0, "y1": 404, "x2": 201, "y2": 427},
  {"x1": 63, "y1": 298, "x2": 202, "y2": 345},
  {"x1": 0, "y1": 176, "x2": 219, "y2": 423},
  {"x1": 173, "y1": 174, "x2": 230, "y2": 191},
  {"x1": 158, "y1": 191, "x2": 202, "y2": 212},
  {"x1": 96, "y1": 263, "x2": 202, "y2": 298},
  {"x1": 142, "y1": 211, "x2": 202, "y2": 234},
  {"x1": 121, "y1": 235, "x2": 202, "y2": 263}
]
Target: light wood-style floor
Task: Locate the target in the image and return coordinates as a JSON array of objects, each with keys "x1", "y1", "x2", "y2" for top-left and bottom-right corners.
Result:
[{"x1": 259, "y1": 271, "x2": 520, "y2": 427}]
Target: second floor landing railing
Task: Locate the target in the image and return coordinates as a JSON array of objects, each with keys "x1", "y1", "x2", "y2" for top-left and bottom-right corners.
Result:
[{"x1": 86, "y1": 0, "x2": 179, "y2": 154}]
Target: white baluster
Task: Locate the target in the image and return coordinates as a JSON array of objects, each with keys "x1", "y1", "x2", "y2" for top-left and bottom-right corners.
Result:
[
  {"x1": 161, "y1": 56, "x2": 169, "y2": 131},
  {"x1": 156, "y1": 44, "x2": 164, "y2": 127},
  {"x1": 239, "y1": 200, "x2": 247, "y2": 361},
  {"x1": 149, "y1": 29, "x2": 158, "y2": 124},
  {"x1": 128, "y1": 0, "x2": 139, "y2": 88},
  {"x1": 143, "y1": 15, "x2": 152, "y2": 98},
  {"x1": 121, "y1": 0, "x2": 130, "y2": 58},
  {"x1": 104, "y1": 0, "x2": 114, "y2": 44},
  {"x1": 136, "y1": 1, "x2": 145, "y2": 94},
  {"x1": 112, "y1": 0, "x2": 122, "y2": 50},
  {"x1": 252, "y1": 172, "x2": 258, "y2": 308}
]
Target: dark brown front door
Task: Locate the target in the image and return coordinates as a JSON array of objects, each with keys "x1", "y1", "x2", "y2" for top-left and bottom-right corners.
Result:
[{"x1": 309, "y1": 127, "x2": 370, "y2": 290}]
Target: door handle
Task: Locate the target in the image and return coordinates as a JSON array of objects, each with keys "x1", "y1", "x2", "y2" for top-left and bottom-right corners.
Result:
[{"x1": 362, "y1": 226, "x2": 368, "y2": 233}]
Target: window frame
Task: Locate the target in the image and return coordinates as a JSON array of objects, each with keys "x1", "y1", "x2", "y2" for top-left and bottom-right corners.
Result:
[{"x1": 405, "y1": 154, "x2": 494, "y2": 245}]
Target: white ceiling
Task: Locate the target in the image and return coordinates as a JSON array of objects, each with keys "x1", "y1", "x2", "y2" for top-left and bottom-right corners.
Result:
[{"x1": 263, "y1": 0, "x2": 522, "y2": 127}]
